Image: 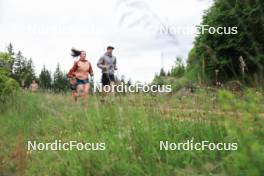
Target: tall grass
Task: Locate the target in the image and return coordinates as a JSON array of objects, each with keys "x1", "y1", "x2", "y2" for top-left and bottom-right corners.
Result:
[{"x1": 0, "y1": 90, "x2": 263, "y2": 176}]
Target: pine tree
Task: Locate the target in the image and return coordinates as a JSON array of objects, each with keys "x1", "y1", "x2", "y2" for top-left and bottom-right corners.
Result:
[
  {"x1": 24, "y1": 58, "x2": 36, "y2": 87},
  {"x1": 171, "y1": 57, "x2": 185, "y2": 78},
  {"x1": 53, "y1": 64, "x2": 68, "y2": 93},
  {"x1": 13, "y1": 51, "x2": 36, "y2": 87},
  {"x1": 39, "y1": 65, "x2": 52, "y2": 90},
  {"x1": 159, "y1": 68, "x2": 166, "y2": 77},
  {"x1": 7, "y1": 43, "x2": 15, "y2": 74},
  {"x1": 13, "y1": 51, "x2": 23, "y2": 82}
]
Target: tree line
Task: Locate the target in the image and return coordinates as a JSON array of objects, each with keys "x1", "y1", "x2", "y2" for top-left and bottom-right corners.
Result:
[
  {"x1": 0, "y1": 43, "x2": 69, "y2": 94},
  {"x1": 0, "y1": 43, "x2": 133, "y2": 96}
]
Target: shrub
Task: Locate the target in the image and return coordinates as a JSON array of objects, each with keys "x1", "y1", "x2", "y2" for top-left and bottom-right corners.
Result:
[{"x1": 0, "y1": 73, "x2": 20, "y2": 102}]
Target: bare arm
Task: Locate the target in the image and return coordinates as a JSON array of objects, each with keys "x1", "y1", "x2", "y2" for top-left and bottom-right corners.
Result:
[{"x1": 88, "y1": 62, "x2": 94, "y2": 76}]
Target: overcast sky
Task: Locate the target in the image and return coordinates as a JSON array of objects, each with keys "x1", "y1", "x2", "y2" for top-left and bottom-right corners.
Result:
[{"x1": 0, "y1": 0, "x2": 213, "y2": 83}]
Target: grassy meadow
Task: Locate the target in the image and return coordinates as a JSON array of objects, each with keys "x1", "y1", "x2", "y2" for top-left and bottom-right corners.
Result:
[{"x1": 0, "y1": 89, "x2": 264, "y2": 176}]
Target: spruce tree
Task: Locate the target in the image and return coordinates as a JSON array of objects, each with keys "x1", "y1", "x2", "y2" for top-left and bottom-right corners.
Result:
[
  {"x1": 39, "y1": 65, "x2": 52, "y2": 90},
  {"x1": 53, "y1": 64, "x2": 68, "y2": 93}
]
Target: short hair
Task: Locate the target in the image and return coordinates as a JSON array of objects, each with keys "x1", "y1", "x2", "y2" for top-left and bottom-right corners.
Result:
[{"x1": 107, "y1": 46, "x2": 115, "y2": 50}]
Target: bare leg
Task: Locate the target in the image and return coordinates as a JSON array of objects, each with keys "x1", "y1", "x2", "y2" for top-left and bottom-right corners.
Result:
[
  {"x1": 77, "y1": 84, "x2": 87, "y2": 108},
  {"x1": 77, "y1": 84, "x2": 84, "y2": 98},
  {"x1": 81, "y1": 83, "x2": 90, "y2": 108},
  {"x1": 83, "y1": 83, "x2": 90, "y2": 99},
  {"x1": 72, "y1": 91, "x2": 78, "y2": 102}
]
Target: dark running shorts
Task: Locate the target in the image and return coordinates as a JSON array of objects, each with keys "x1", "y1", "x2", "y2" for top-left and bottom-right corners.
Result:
[
  {"x1": 70, "y1": 79, "x2": 89, "y2": 91},
  {"x1": 70, "y1": 84, "x2": 77, "y2": 91},
  {"x1": 102, "y1": 73, "x2": 115, "y2": 86},
  {"x1": 76, "y1": 79, "x2": 89, "y2": 85}
]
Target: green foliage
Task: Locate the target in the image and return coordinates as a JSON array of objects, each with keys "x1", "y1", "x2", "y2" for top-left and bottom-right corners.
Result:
[
  {"x1": 53, "y1": 64, "x2": 68, "y2": 93},
  {"x1": 0, "y1": 91, "x2": 263, "y2": 175},
  {"x1": 0, "y1": 52, "x2": 12, "y2": 76},
  {"x1": 1, "y1": 43, "x2": 72, "y2": 93},
  {"x1": 171, "y1": 57, "x2": 185, "y2": 78},
  {"x1": 170, "y1": 77, "x2": 191, "y2": 91},
  {"x1": 153, "y1": 57, "x2": 190, "y2": 91},
  {"x1": 188, "y1": 0, "x2": 264, "y2": 84},
  {"x1": 0, "y1": 52, "x2": 20, "y2": 102},
  {"x1": 152, "y1": 74, "x2": 165, "y2": 85},
  {"x1": 39, "y1": 65, "x2": 52, "y2": 90},
  {"x1": 217, "y1": 89, "x2": 264, "y2": 175},
  {"x1": 13, "y1": 51, "x2": 36, "y2": 87},
  {"x1": 153, "y1": 75, "x2": 191, "y2": 92},
  {"x1": 0, "y1": 74, "x2": 20, "y2": 102},
  {"x1": 7, "y1": 43, "x2": 15, "y2": 73},
  {"x1": 159, "y1": 68, "x2": 166, "y2": 77}
]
